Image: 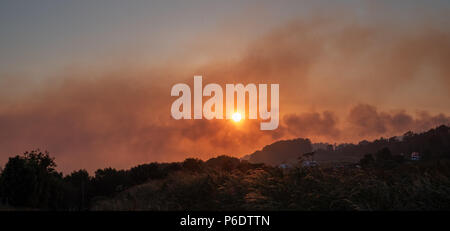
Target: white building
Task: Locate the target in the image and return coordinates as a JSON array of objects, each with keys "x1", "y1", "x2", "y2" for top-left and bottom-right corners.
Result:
[
  {"x1": 302, "y1": 160, "x2": 318, "y2": 167},
  {"x1": 411, "y1": 152, "x2": 420, "y2": 160}
]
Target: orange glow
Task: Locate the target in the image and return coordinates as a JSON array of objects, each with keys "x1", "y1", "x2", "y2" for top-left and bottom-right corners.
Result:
[{"x1": 232, "y1": 112, "x2": 242, "y2": 122}]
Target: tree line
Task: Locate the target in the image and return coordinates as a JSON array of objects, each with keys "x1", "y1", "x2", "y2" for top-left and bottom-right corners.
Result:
[{"x1": 1, "y1": 125, "x2": 449, "y2": 210}]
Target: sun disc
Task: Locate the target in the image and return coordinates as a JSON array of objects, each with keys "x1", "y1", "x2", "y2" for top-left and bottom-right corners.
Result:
[{"x1": 232, "y1": 112, "x2": 242, "y2": 122}]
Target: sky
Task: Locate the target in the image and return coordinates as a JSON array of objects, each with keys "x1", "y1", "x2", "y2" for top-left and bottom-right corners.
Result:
[{"x1": 1, "y1": 0, "x2": 450, "y2": 173}]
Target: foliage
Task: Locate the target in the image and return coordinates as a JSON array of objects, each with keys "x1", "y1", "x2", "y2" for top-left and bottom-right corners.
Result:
[
  {"x1": 1, "y1": 125, "x2": 450, "y2": 210},
  {"x1": 0, "y1": 150, "x2": 63, "y2": 209}
]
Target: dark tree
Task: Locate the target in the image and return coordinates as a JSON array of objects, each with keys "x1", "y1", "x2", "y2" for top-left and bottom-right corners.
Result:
[
  {"x1": 64, "y1": 169, "x2": 91, "y2": 210},
  {"x1": 360, "y1": 153, "x2": 375, "y2": 168},
  {"x1": 0, "y1": 150, "x2": 63, "y2": 208},
  {"x1": 182, "y1": 158, "x2": 205, "y2": 173}
]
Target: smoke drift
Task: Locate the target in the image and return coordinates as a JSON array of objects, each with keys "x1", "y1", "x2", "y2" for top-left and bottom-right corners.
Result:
[{"x1": 1, "y1": 15, "x2": 450, "y2": 172}]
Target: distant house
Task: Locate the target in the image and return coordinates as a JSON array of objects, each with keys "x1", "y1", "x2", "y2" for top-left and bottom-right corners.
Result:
[
  {"x1": 299, "y1": 151, "x2": 318, "y2": 167},
  {"x1": 411, "y1": 152, "x2": 420, "y2": 161},
  {"x1": 279, "y1": 163, "x2": 291, "y2": 169},
  {"x1": 301, "y1": 160, "x2": 318, "y2": 167}
]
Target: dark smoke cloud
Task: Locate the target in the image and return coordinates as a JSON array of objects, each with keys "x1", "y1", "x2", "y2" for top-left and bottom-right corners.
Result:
[
  {"x1": 281, "y1": 104, "x2": 450, "y2": 143},
  {"x1": 283, "y1": 111, "x2": 341, "y2": 139},
  {"x1": 1, "y1": 14, "x2": 450, "y2": 173},
  {"x1": 346, "y1": 104, "x2": 450, "y2": 139}
]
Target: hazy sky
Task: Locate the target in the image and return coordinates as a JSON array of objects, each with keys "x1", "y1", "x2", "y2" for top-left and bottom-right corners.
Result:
[
  {"x1": 1, "y1": 0, "x2": 450, "y2": 172},
  {"x1": 0, "y1": 0, "x2": 300, "y2": 76},
  {"x1": 2, "y1": 0, "x2": 449, "y2": 77}
]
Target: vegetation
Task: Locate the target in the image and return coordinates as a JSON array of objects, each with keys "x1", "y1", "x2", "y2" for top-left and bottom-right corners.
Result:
[{"x1": 1, "y1": 125, "x2": 450, "y2": 210}]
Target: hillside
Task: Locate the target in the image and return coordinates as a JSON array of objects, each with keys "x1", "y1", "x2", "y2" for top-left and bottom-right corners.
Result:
[
  {"x1": 242, "y1": 138, "x2": 313, "y2": 165},
  {"x1": 243, "y1": 125, "x2": 450, "y2": 166},
  {"x1": 1, "y1": 125, "x2": 450, "y2": 210}
]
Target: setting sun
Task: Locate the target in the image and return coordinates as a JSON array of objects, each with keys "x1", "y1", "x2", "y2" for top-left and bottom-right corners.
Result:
[{"x1": 232, "y1": 112, "x2": 242, "y2": 122}]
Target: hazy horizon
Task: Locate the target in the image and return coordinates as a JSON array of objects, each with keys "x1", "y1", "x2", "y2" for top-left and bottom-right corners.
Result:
[{"x1": 1, "y1": 0, "x2": 450, "y2": 173}]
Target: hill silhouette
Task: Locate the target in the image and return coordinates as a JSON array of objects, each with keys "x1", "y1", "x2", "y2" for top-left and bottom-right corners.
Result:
[
  {"x1": 242, "y1": 138, "x2": 313, "y2": 165},
  {"x1": 1, "y1": 125, "x2": 450, "y2": 210},
  {"x1": 243, "y1": 125, "x2": 450, "y2": 166}
]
